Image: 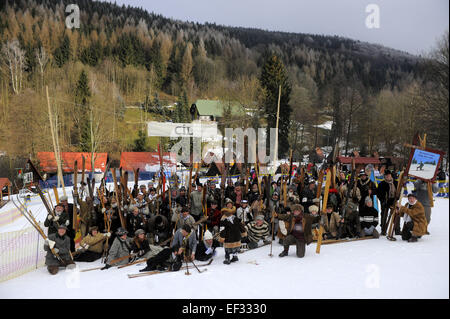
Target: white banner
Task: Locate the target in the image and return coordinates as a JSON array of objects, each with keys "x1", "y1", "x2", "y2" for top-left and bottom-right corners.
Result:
[{"x1": 147, "y1": 122, "x2": 217, "y2": 138}]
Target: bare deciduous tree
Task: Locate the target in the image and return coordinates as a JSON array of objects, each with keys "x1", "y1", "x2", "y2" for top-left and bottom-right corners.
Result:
[{"x1": 2, "y1": 39, "x2": 26, "y2": 94}]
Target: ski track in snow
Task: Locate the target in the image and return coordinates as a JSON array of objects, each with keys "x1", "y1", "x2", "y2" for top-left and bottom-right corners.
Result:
[{"x1": 0, "y1": 185, "x2": 448, "y2": 299}]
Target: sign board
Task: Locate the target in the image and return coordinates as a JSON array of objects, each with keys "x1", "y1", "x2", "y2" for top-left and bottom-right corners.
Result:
[
  {"x1": 406, "y1": 147, "x2": 445, "y2": 182},
  {"x1": 147, "y1": 122, "x2": 217, "y2": 138},
  {"x1": 23, "y1": 172, "x2": 33, "y2": 184}
]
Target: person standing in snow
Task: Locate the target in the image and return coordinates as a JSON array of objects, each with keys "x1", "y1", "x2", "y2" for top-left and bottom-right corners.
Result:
[
  {"x1": 45, "y1": 203, "x2": 70, "y2": 236},
  {"x1": 377, "y1": 170, "x2": 399, "y2": 235},
  {"x1": 413, "y1": 179, "x2": 439, "y2": 234},
  {"x1": 219, "y1": 198, "x2": 247, "y2": 264},
  {"x1": 236, "y1": 199, "x2": 252, "y2": 224},
  {"x1": 59, "y1": 195, "x2": 76, "y2": 252}
]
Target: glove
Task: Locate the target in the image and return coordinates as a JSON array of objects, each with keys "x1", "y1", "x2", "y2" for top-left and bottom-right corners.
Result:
[
  {"x1": 205, "y1": 247, "x2": 213, "y2": 255},
  {"x1": 47, "y1": 214, "x2": 53, "y2": 220},
  {"x1": 103, "y1": 232, "x2": 111, "y2": 237},
  {"x1": 101, "y1": 264, "x2": 112, "y2": 270},
  {"x1": 138, "y1": 250, "x2": 145, "y2": 257},
  {"x1": 54, "y1": 215, "x2": 60, "y2": 222},
  {"x1": 45, "y1": 239, "x2": 56, "y2": 249},
  {"x1": 83, "y1": 244, "x2": 89, "y2": 250},
  {"x1": 65, "y1": 220, "x2": 70, "y2": 226},
  {"x1": 102, "y1": 208, "x2": 106, "y2": 213},
  {"x1": 53, "y1": 248, "x2": 59, "y2": 254}
]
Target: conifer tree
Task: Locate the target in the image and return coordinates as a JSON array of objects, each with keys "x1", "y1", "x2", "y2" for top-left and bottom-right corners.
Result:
[{"x1": 260, "y1": 54, "x2": 292, "y2": 158}]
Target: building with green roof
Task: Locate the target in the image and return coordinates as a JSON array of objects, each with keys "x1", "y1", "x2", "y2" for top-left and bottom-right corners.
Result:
[{"x1": 190, "y1": 99, "x2": 247, "y2": 122}]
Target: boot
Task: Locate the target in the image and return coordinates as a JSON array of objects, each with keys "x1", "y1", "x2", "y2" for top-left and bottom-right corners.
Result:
[
  {"x1": 372, "y1": 229, "x2": 380, "y2": 239},
  {"x1": 230, "y1": 255, "x2": 239, "y2": 263},
  {"x1": 47, "y1": 266, "x2": 59, "y2": 275},
  {"x1": 223, "y1": 258, "x2": 231, "y2": 265},
  {"x1": 408, "y1": 236, "x2": 418, "y2": 243},
  {"x1": 140, "y1": 264, "x2": 157, "y2": 272},
  {"x1": 279, "y1": 248, "x2": 289, "y2": 257}
]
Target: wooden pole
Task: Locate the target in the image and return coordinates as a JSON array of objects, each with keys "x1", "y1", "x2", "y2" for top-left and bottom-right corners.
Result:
[
  {"x1": 272, "y1": 85, "x2": 281, "y2": 175},
  {"x1": 46, "y1": 86, "x2": 65, "y2": 192}
]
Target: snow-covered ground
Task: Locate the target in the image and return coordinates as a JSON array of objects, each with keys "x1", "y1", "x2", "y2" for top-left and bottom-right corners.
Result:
[{"x1": 0, "y1": 186, "x2": 448, "y2": 299}]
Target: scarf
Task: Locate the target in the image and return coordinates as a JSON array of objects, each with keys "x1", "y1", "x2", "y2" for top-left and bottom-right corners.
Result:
[{"x1": 386, "y1": 178, "x2": 396, "y2": 199}]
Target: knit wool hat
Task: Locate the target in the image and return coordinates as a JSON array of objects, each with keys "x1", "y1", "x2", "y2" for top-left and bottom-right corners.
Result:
[
  {"x1": 203, "y1": 230, "x2": 213, "y2": 240},
  {"x1": 255, "y1": 215, "x2": 265, "y2": 222},
  {"x1": 135, "y1": 229, "x2": 145, "y2": 236},
  {"x1": 365, "y1": 196, "x2": 372, "y2": 204}
]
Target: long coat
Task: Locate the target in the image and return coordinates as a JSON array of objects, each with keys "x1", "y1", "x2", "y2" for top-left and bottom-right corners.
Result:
[
  {"x1": 399, "y1": 201, "x2": 427, "y2": 237},
  {"x1": 106, "y1": 237, "x2": 133, "y2": 266},
  {"x1": 79, "y1": 232, "x2": 106, "y2": 253},
  {"x1": 44, "y1": 233, "x2": 71, "y2": 267},
  {"x1": 219, "y1": 208, "x2": 247, "y2": 249},
  {"x1": 321, "y1": 211, "x2": 342, "y2": 238}
]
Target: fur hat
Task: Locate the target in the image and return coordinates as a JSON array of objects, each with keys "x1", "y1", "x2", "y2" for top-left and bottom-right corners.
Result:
[
  {"x1": 203, "y1": 230, "x2": 213, "y2": 240},
  {"x1": 291, "y1": 204, "x2": 304, "y2": 213},
  {"x1": 309, "y1": 205, "x2": 319, "y2": 213}
]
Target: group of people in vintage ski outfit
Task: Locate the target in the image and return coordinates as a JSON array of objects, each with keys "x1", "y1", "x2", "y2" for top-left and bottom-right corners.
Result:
[{"x1": 42, "y1": 164, "x2": 438, "y2": 275}]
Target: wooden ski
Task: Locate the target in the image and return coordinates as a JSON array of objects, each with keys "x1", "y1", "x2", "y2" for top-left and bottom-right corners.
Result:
[
  {"x1": 127, "y1": 259, "x2": 213, "y2": 278},
  {"x1": 316, "y1": 167, "x2": 332, "y2": 254},
  {"x1": 111, "y1": 167, "x2": 126, "y2": 229}
]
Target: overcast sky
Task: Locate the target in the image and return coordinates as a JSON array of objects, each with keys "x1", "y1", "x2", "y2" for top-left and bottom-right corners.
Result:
[{"x1": 105, "y1": 0, "x2": 449, "y2": 55}]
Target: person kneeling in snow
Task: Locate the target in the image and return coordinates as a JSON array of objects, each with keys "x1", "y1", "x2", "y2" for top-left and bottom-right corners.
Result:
[
  {"x1": 139, "y1": 224, "x2": 197, "y2": 272},
  {"x1": 102, "y1": 227, "x2": 133, "y2": 269},
  {"x1": 276, "y1": 204, "x2": 320, "y2": 258},
  {"x1": 44, "y1": 224, "x2": 75, "y2": 275},
  {"x1": 74, "y1": 226, "x2": 110, "y2": 262},
  {"x1": 130, "y1": 229, "x2": 164, "y2": 261},
  {"x1": 195, "y1": 230, "x2": 220, "y2": 261},
  {"x1": 358, "y1": 197, "x2": 380, "y2": 238},
  {"x1": 244, "y1": 215, "x2": 271, "y2": 249},
  {"x1": 219, "y1": 198, "x2": 247, "y2": 264},
  {"x1": 320, "y1": 204, "x2": 342, "y2": 240},
  {"x1": 396, "y1": 193, "x2": 427, "y2": 242}
]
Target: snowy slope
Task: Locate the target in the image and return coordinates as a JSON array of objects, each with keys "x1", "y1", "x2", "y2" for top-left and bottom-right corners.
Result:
[{"x1": 0, "y1": 194, "x2": 448, "y2": 299}]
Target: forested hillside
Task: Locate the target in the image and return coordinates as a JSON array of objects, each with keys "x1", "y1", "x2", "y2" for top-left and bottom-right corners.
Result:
[{"x1": 0, "y1": 0, "x2": 447, "y2": 170}]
